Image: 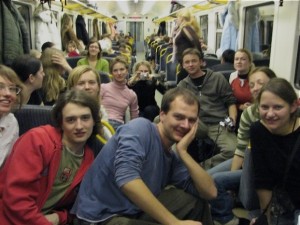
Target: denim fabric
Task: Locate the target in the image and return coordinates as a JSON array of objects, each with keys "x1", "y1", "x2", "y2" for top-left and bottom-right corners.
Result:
[
  {"x1": 108, "y1": 119, "x2": 123, "y2": 131},
  {"x1": 208, "y1": 159, "x2": 241, "y2": 224}
]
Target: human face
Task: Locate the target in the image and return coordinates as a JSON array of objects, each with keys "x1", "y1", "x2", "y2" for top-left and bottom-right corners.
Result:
[
  {"x1": 32, "y1": 65, "x2": 45, "y2": 89},
  {"x1": 234, "y1": 51, "x2": 251, "y2": 74},
  {"x1": 259, "y1": 91, "x2": 297, "y2": 135},
  {"x1": 249, "y1": 71, "x2": 271, "y2": 99},
  {"x1": 61, "y1": 103, "x2": 95, "y2": 151},
  {"x1": 137, "y1": 64, "x2": 150, "y2": 78},
  {"x1": 67, "y1": 44, "x2": 76, "y2": 53},
  {"x1": 182, "y1": 54, "x2": 202, "y2": 78},
  {"x1": 0, "y1": 76, "x2": 19, "y2": 117},
  {"x1": 159, "y1": 96, "x2": 198, "y2": 146},
  {"x1": 75, "y1": 71, "x2": 100, "y2": 99},
  {"x1": 111, "y1": 62, "x2": 128, "y2": 83},
  {"x1": 88, "y1": 43, "x2": 100, "y2": 57}
]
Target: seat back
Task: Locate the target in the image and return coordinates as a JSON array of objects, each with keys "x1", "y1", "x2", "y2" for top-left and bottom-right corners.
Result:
[
  {"x1": 14, "y1": 105, "x2": 54, "y2": 136},
  {"x1": 253, "y1": 58, "x2": 270, "y2": 67},
  {"x1": 99, "y1": 71, "x2": 111, "y2": 83},
  {"x1": 160, "y1": 46, "x2": 173, "y2": 73},
  {"x1": 218, "y1": 70, "x2": 235, "y2": 82},
  {"x1": 203, "y1": 57, "x2": 220, "y2": 69},
  {"x1": 66, "y1": 56, "x2": 84, "y2": 68}
]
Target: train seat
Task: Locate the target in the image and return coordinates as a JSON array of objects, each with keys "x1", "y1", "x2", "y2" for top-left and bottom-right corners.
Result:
[
  {"x1": 99, "y1": 71, "x2": 111, "y2": 83},
  {"x1": 14, "y1": 105, "x2": 54, "y2": 136},
  {"x1": 218, "y1": 70, "x2": 235, "y2": 82},
  {"x1": 66, "y1": 56, "x2": 84, "y2": 68},
  {"x1": 203, "y1": 57, "x2": 220, "y2": 69}
]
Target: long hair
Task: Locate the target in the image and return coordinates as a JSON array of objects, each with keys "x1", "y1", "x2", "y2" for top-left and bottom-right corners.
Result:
[
  {"x1": 177, "y1": 8, "x2": 201, "y2": 37},
  {"x1": 41, "y1": 48, "x2": 66, "y2": 103},
  {"x1": 61, "y1": 14, "x2": 83, "y2": 52}
]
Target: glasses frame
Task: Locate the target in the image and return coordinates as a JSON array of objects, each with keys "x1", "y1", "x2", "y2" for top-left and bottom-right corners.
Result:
[{"x1": 0, "y1": 83, "x2": 22, "y2": 95}]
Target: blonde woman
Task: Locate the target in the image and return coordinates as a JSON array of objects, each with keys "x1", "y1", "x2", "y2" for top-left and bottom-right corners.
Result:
[
  {"x1": 41, "y1": 47, "x2": 69, "y2": 105},
  {"x1": 128, "y1": 60, "x2": 165, "y2": 121},
  {"x1": 173, "y1": 8, "x2": 203, "y2": 83},
  {"x1": 67, "y1": 65, "x2": 114, "y2": 143},
  {"x1": 61, "y1": 13, "x2": 84, "y2": 52}
]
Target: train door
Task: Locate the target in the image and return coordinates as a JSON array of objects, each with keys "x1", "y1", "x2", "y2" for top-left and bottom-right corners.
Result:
[{"x1": 126, "y1": 21, "x2": 144, "y2": 54}]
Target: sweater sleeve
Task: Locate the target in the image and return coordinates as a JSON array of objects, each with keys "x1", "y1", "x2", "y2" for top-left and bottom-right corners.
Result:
[{"x1": 129, "y1": 90, "x2": 139, "y2": 119}]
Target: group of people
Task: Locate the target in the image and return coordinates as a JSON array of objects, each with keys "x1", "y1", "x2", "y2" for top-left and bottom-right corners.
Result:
[{"x1": 0, "y1": 10, "x2": 300, "y2": 225}]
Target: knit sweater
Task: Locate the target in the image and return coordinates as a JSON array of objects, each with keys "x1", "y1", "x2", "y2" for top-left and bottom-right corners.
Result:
[{"x1": 100, "y1": 81, "x2": 139, "y2": 123}]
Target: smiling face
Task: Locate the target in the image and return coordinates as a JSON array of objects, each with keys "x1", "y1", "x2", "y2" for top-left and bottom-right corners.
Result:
[
  {"x1": 249, "y1": 71, "x2": 271, "y2": 99},
  {"x1": 234, "y1": 51, "x2": 252, "y2": 74},
  {"x1": 0, "y1": 76, "x2": 18, "y2": 118},
  {"x1": 182, "y1": 53, "x2": 203, "y2": 78},
  {"x1": 259, "y1": 91, "x2": 297, "y2": 135},
  {"x1": 74, "y1": 71, "x2": 100, "y2": 99},
  {"x1": 88, "y1": 42, "x2": 101, "y2": 58},
  {"x1": 111, "y1": 62, "x2": 128, "y2": 84},
  {"x1": 61, "y1": 103, "x2": 95, "y2": 150},
  {"x1": 159, "y1": 96, "x2": 198, "y2": 145}
]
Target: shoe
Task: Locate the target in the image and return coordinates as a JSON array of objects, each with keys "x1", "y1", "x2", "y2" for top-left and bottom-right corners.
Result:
[{"x1": 214, "y1": 216, "x2": 239, "y2": 225}]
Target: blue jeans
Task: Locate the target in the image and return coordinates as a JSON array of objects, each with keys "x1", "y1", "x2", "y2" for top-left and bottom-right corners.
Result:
[
  {"x1": 208, "y1": 159, "x2": 241, "y2": 223},
  {"x1": 108, "y1": 119, "x2": 123, "y2": 132}
]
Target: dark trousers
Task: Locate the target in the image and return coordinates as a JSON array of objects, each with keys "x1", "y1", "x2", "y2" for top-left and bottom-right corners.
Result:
[{"x1": 76, "y1": 187, "x2": 213, "y2": 225}]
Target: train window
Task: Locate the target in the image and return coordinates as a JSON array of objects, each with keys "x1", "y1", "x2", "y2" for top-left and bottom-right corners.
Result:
[
  {"x1": 14, "y1": 2, "x2": 32, "y2": 49},
  {"x1": 199, "y1": 15, "x2": 208, "y2": 44},
  {"x1": 215, "y1": 12, "x2": 222, "y2": 51},
  {"x1": 244, "y1": 2, "x2": 274, "y2": 62},
  {"x1": 295, "y1": 36, "x2": 300, "y2": 90}
]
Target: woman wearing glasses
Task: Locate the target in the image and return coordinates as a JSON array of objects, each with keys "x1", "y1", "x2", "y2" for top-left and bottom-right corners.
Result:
[
  {"x1": 77, "y1": 38, "x2": 109, "y2": 73},
  {"x1": 0, "y1": 65, "x2": 23, "y2": 168}
]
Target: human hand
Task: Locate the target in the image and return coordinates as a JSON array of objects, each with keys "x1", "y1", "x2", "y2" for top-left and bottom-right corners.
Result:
[
  {"x1": 45, "y1": 213, "x2": 59, "y2": 225},
  {"x1": 174, "y1": 220, "x2": 202, "y2": 225},
  {"x1": 52, "y1": 53, "x2": 72, "y2": 72},
  {"x1": 176, "y1": 120, "x2": 198, "y2": 155}
]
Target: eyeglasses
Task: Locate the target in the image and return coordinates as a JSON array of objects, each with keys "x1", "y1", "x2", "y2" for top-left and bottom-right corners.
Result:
[{"x1": 0, "y1": 83, "x2": 22, "y2": 95}]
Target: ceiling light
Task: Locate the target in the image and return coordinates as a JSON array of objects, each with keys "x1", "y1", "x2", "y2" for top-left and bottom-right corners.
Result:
[{"x1": 134, "y1": 0, "x2": 138, "y2": 3}]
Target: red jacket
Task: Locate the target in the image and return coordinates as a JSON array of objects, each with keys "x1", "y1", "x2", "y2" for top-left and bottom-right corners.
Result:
[{"x1": 0, "y1": 125, "x2": 94, "y2": 225}]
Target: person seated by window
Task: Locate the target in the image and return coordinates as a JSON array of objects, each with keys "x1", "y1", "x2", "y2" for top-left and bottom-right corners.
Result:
[
  {"x1": 0, "y1": 90, "x2": 100, "y2": 225},
  {"x1": 250, "y1": 78, "x2": 300, "y2": 225},
  {"x1": 127, "y1": 60, "x2": 165, "y2": 122},
  {"x1": 100, "y1": 56, "x2": 139, "y2": 131},
  {"x1": 41, "y1": 47, "x2": 70, "y2": 105},
  {"x1": 0, "y1": 65, "x2": 23, "y2": 168},
  {"x1": 11, "y1": 54, "x2": 45, "y2": 105},
  {"x1": 77, "y1": 38, "x2": 109, "y2": 73},
  {"x1": 211, "y1": 49, "x2": 236, "y2": 72},
  {"x1": 229, "y1": 49, "x2": 254, "y2": 132},
  {"x1": 65, "y1": 40, "x2": 80, "y2": 57},
  {"x1": 67, "y1": 65, "x2": 114, "y2": 143}
]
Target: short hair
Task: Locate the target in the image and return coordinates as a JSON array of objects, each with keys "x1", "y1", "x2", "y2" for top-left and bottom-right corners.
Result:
[
  {"x1": 182, "y1": 48, "x2": 204, "y2": 61},
  {"x1": 67, "y1": 65, "x2": 100, "y2": 90},
  {"x1": 41, "y1": 42, "x2": 54, "y2": 52},
  {"x1": 257, "y1": 78, "x2": 298, "y2": 118},
  {"x1": 249, "y1": 67, "x2": 277, "y2": 80},
  {"x1": 161, "y1": 87, "x2": 200, "y2": 114},
  {"x1": 52, "y1": 89, "x2": 101, "y2": 136},
  {"x1": 222, "y1": 49, "x2": 235, "y2": 64},
  {"x1": 11, "y1": 54, "x2": 42, "y2": 83},
  {"x1": 109, "y1": 56, "x2": 129, "y2": 74},
  {"x1": 0, "y1": 65, "x2": 24, "y2": 107}
]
